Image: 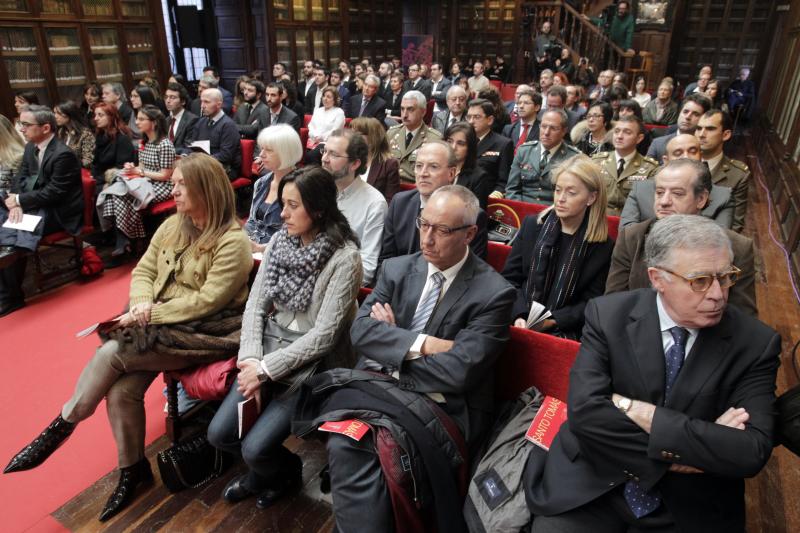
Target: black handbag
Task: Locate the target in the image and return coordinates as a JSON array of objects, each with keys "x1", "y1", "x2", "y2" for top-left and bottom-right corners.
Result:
[
  {"x1": 262, "y1": 314, "x2": 319, "y2": 394},
  {"x1": 776, "y1": 340, "x2": 800, "y2": 457},
  {"x1": 156, "y1": 434, "x2": 232, "y2": 493},
  {"x1": 487, "y1": 217, "x2": 518, "y2": 244}
]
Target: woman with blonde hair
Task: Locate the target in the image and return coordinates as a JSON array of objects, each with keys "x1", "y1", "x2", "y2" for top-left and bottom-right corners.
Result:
[
  {"x1": 349, "y1": 116, "x2": 400, "y2": 202},
  {"x1": 246, "y1": 124, "x2": 304, "y2": 251},
  {"x1": 4, "y1": 153, "x2": 252, "y2": 522},
  {"x1": 0, "y1": 114, "x2": 25, "y2": 195},
  {"x1": 501, "y1": 154, "x2": 614, "y2": 339}
]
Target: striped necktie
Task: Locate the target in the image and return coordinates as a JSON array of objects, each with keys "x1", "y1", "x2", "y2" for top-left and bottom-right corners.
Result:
[{"x1": 409, "y1": 272, "x2": 445, "y2": 333}]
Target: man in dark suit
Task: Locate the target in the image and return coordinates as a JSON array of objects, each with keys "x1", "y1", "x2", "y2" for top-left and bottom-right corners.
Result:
[
  {"x1": 502, "y1": 89, "x2": 541, "y2": 151},
  {"x1": 606, "y1": 159, "x2": 756, "y2": 316},
  {"x1": 303, "y1": 66, "x2": 329, "y2": 115},
  {"x1": 384, "y1": 72, "x2": 406, "y2": 122},
  {"x1": 621, "y1": 134, "x2": 734, "y2": 229},
  {"x1": 380, "y1": 141, "x2": 487, "y2": 263},
  {"x1": 429, "y1": 62, "x2": 453, "y2": 113},
  {"x1": 526, "y1": 214, "x2": 779, "y2": 532},
  {"x1": 233, "y1": 79, "x2": 270, "y2": 139},
  {"x1": 431, "y1": 85, "x2": 468, "y2": 135},
  {"x1": 328, "y1": 184, "x2": 516, "y2": 532},
  {"x1": 0, "y1": 105, "x2": 83, "y2": 316},
  {"x1": 262, "y1": 82, "x2": 301, "y2": 133},
  {"x1": 297, "y1": 59, "x2": 318, "y2": 106},
  {"x1": 164, "y1": 82, "x2": 198, "y2": 153},
  {"x1": 402, "y1": 63, "x2": 432, "y2": 99},
  {"x1": 468, "y1": 99, "x2": 514, "y2": 195},
  {"x1": 192, "y1": 88, "x2": 242, "y2": 181},
  {"x1": 347, "y1": 74, "x2": 386, "y2": 122},
  {"x1": 646, "y1": 93, "x2": 712, "y2": 162}
]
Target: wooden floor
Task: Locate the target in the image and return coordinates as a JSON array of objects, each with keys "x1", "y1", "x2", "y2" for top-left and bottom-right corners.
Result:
[{"x1": 51, "y1": 130, "x2": 800, "y2": 532}]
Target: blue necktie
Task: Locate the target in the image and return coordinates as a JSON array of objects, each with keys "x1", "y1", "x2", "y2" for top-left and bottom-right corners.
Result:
[
  {"x1": 624, "y1": 326, "x2": 688, "y2": 518},
  {"x1": 409, "y1": 272, "x2": 445, "y2": 333}
]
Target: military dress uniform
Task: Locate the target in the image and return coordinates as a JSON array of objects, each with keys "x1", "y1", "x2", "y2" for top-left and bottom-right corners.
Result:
[
  {"x1": 505, "y1": 140, "x2": 580, "y2": 203},
  {"x1": 593, "y1": 151, "x2": 659, "y2": 216},
  {"x1": 387, "y1": 123, "x2": 442, "y2": 183},
  {"x1": 710, "y1": 156, "x2": 750, "y2": 233}
]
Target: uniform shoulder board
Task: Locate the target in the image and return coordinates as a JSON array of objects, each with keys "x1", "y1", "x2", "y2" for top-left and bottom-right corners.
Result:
[
  {"x1": 643, "y1": 156, "x2": 659, "y2": 166},
  {"x1": 387, "y1": 124, "x2": 402, "y2": 132},
  {"x1": 592, "y1": 151, "x2": 609, "y2": 158},
  {"x1": 729, "y1": 158, "x2": 749, "y2": 172},
  {"x1": 521, "y1": 140, "x2": 539, "y2": 147},
  {"x1": 565, "y1": 144, "x2": 580, "y2": 153}
]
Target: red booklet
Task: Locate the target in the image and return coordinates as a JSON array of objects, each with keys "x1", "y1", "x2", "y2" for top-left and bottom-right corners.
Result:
[
  {"x1": 238, "y1": 395, "x2": 262, "y2": 439},
  {"x1": 318, "y1": 419, "x2": 370, "y2": 441},
  {"x1": 525, "y1": 396, "x2": 568, "y2": 451}
]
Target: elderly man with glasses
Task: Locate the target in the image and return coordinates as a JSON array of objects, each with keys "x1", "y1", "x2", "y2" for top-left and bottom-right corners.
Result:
[
  {"x1": 605, "y1": 158, "x2": 755, "y2": 315},
  {"x1": 526, "y1": 213, "x2": 779, "y2": 533}
]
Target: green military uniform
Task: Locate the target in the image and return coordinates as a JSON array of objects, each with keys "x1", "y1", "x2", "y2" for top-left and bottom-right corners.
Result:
[
  {"x1": 710, "y1": 156, "x2": 750, "y2": 232},
  {"x1": 593, "y1": 151, "x2": 659, "y2": 216},
  {"x1": 505, "y1": 140, "x2": 580, "y2": 204},
  {"x1": 387, "y1": 123, "x2": 442, "y2": 183}
]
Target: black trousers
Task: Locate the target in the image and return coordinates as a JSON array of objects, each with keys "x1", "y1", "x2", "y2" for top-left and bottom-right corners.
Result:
[{"x1": 531, "y1": 485, "x2": 676, "y2": 533}]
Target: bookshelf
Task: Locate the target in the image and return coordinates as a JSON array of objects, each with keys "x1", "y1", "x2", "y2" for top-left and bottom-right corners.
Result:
[{"x1": 0, "y1": 0, "x2": 169, "y2": 118}]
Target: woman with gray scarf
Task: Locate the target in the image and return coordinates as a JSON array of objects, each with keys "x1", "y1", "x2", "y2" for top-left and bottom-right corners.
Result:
[{"x1": 208, "y1": 165, "x2": 362, "y2": 509}]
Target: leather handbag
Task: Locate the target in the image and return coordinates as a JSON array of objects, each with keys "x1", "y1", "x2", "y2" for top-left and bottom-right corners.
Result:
[
  {"x1": 776, "y1": 340, "x2": 800, "y2": 457},
  {"x1": 156, "y1": 434, "x2": 232, "y2": 493},
  {"x1": 262, "y1": 314, "x2": 319, "y2": 394},
  {"x1": 487, "y1": 218, "x2": 518, "y2": 244}
]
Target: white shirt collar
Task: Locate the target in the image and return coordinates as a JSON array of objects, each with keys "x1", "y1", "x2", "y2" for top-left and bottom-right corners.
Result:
[
  {"x1": 36, "y1": 134, "x2": 55, "y2": 154},
  {"x1": 615, "y1": 150, "x2": 637, "y2": 167},
  {"x1": 425, "y1": 247, "x2": 470, "y2": 286},
  {"x1": 704, "y1": 152, "x2": 724, "y2": 173},
  {"x1": 656, "y1": 293, "x2": 699, "y2": 357},
  {"x1": 405, "y1": 125, "x2": 422, "y2": 137},
  {"x1": 171, "y1": 108, "x2": 185, "y2": 120},
  {"x1": 210, "y1": 110, "x2": 225, "y2": 123}
]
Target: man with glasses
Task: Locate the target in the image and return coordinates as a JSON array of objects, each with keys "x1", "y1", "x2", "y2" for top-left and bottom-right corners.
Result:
[
  {"x1": 164, "y1": 82, "x2": 198, "y2": 153},
  {"x1": 403, "y1": 63, "x2": 432, "y2": 100},
  {"x1": 326, "y1": 184, "x2": 515, "y2": 532},
  {"x1": 323, "y1": 129, "x2": 387, "y2": 286},
  {"x1": 502, "y1": 89, "x2": 541, "y2": 149},
  {"x1": 527, "y1": 213, "x2": 778, "y2": 533},
  {"x1": 431, "y1": 85, "x2": 468, "y2": 135},
  {"x1": 380, "y1": 141, "x2": 487, "y2": 264},
  {"x1": 605, "y1": 159, "x2": 755, "y2": 315},
  {"x1": 0, "y1": 105, "x2": 83, "y2": 316}
]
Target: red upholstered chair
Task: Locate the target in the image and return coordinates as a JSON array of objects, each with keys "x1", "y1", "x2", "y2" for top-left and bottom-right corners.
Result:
[
  {"x1": 500, "y1": 84, "x2": 518, "y2": 102},
  {"x1": 607, "y1": 215, "x2": 620, "y2": 241},
  {"x1": 31, "y1": 170, "x2": 98, "y2": 290},
  {"x1": 495, "y1": 327, "x2": 580, "y2": 402},
  {"x1": 345, "y1": 117, "x2": 352, "y2": 127},
  {"x1": 424, "y1": 99, "x2": 435, "y2": 125},
  {"x1": 486, "y1": 241, "x2": 511, "y2": 273},
  {"x1": 357, "y1": 286, "x2": 372, "y2": 305},
  {"x1": 489, "y1": 80, "x2": 503, "y2": 91},
  {"x1": 239, "y1": 139, "x2": 255, "y2": 179},
  {"x1": 304, "y1": 114, "x2": 313, "y2": 127},
  {"x1": 486, "y1": 198, "x2": 548, "y2": 230},
  {"x1": 399, "y1": 182, "x2": 416, "y2": 192},
  {"x1": 644, "y1": 123, "x2": 668, "y2": 132},
  {"x1": 300, "y1": 128, "x2": 309, "y2": 151}
]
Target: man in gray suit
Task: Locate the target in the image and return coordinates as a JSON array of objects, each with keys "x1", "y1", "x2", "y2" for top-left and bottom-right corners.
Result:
[
  {"x1": 327, "y1": 185, "x2": 515, "y2": 533},
  {"x1": 431, "y1": 85, "x2": 468, "y2": 135},
  {"x1": 646, "y1": 93, "x2": 711, "y2": 162},
  {"x1": 233, "y1": 79, "x2": 270, "y2": 139},
  {"x1": 621, "y1": 134, "x2": 734, "y2": 229}
]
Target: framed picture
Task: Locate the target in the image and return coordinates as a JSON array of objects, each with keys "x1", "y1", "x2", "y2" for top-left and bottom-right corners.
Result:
[
  {"x1": 402, "y1": 35, "x2": 434, "y2": 67},
  {"x1": 636, "y1": 0, "x2": 672, "y2": 28}
]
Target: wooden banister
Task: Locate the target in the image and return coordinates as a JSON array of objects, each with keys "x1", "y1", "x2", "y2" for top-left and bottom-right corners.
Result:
[{"x1": 515, "y1": 0, "x2": 634, "y2": 83}]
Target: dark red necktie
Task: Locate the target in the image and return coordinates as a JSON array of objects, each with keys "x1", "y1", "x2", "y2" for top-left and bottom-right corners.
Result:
[{"x1": 515, "y1": 123, "x2": 530, "y2": 153}]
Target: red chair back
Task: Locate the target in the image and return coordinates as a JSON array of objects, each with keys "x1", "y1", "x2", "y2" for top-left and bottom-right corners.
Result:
[
  {"x1": 500, "y1": 84, "x2": 518, "y2": 102},
  {"x1": 644, "y1": 123, "x2": 668, "y2": 132},
  {"x1": 607, "y1": 215, "x2": 620, "y2": 241},
  {"x1": 486, "y1": 198, "x2": 548, "y2": 229},
  {"x1": 304, "y1": 114, "x2": 312, "y2": 127},
  {"x1": 489, "y1": 80, "x2": 503, "y2": 90},
  {"x1": 79, "y1": 169, "x2": 95, "y2": 232},
  {"x1": 300, "y1": 128, "x2": 309, "y2": 150},
  {"x1": 399, "y1": 182, "x2": 416, "y2": 192},
  {"x1": 345, "y1": 117, "x2": 352, "y2": 127},
  {"x1": 495, "y1": 327, "x2": 580, "y2": 402},
  {"x1": 240, "y1": 139, "x2": 255, "y2": 179},
  {"x1": 357, "y1": 287, "x2": 372, "y2": 305},
  {"x1": 486, "y1": 241, "x2": 511, "y2": 273},
  {"x1": 424, "y1": 100, "x2": 435, "y2": 125}
]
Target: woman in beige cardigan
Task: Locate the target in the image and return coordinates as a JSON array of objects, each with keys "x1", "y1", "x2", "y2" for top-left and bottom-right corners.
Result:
[
  {"x1": 209, "y1": 165, "x2": 362, "y2": 510},
  {"x1": 4, "y1": 153, "x2": 252, "y2": 522}
]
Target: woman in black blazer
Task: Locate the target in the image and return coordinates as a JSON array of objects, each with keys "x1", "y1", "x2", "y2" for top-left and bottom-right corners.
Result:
[
  {"x1": 349, "y1": 117, "x2": 400, "y2": 203},
  {"x1": 91, "y1": 102, "x2": 136, "y2": 188},
  {"x1": 444, "y1": 122, "x2": 493, "y2": 209},
  {"x1": 501, "y1": 154, "x2": 614, "y2": 339}
]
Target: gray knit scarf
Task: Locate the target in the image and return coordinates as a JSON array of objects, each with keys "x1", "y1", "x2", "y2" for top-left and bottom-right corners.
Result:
[{"x1": 264, "y1": 228, "x2": 337, "y2": 312}]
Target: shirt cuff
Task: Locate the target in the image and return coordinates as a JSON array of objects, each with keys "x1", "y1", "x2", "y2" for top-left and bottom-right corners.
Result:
[
  {"x1": 259, "y1": 359, "x2": 273, "y2": 381},
  {"x1": 406, "y1": 334, "x2": 427, "y2": 359}
]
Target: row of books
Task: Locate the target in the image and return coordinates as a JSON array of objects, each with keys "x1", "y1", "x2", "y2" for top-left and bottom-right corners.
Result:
[
  {"x1": 41, "y1": 0, "x2": 71, "y2": 14},
  {"x1": 52, "y1": 60, "x2": 84, "y2": 78},
  {"x1": 0, "y1": 29, "x2": 34, "y2": 51},
  {"x1": 88, "y1": 30, "x2": 117, "y2": 47},
  {"x1": 5, "y1": 57, "x2": 44, "y2": 81},
  {"x1": 93, "y1": 56, "x2": 121, "y2": 77}
]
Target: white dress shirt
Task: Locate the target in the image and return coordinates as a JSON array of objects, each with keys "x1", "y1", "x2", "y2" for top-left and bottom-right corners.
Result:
[
  {"x1": 308, "y1": 106, "x2": 346, "y2": 145},
  {"x1": 336, "y1": 178, "x2": 388, "y2": 285},
  {"x1": 657, "y1": 294, "x2": 699, "y2": 359}
]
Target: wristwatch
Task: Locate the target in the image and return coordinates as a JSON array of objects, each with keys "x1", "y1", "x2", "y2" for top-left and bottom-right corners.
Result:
[
  {"x1": 256, "y1": 360, "x2": 270, "y2": 383},
  {"x1": 615, "y1": 396, "x2": 633, "y2": 414}
]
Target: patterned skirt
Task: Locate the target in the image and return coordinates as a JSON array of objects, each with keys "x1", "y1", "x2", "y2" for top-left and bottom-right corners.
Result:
[{"x1": 101, "y1": 180, "x2": 172, "y2": 239}]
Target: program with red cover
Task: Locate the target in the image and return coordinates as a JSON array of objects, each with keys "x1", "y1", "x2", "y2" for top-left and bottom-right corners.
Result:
[{"x1": 525, "y1": 396, "x2": 568, "y2": 451}]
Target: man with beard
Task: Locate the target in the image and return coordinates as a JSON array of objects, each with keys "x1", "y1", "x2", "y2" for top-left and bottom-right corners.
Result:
[{"x1": 234, "y1": 79, "x2": 270, "y2": 139}]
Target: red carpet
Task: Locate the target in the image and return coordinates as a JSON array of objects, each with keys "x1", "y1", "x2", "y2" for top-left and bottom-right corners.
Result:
[{"x1": 0, "y1": 267, "x2": 168, "y2": 532}]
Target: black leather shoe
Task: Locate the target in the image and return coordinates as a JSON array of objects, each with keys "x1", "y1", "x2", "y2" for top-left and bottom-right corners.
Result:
[
  {"x1": 256, "y1": 456, "x2": 303, "y2": 510},
  {"x1": 0, "y1": 300, "x2": 24, "y2": 318},
  {"x1": 222, "y1": 474, "x2": 257, "y2": 503},
  {"x1": 98, "y1": 458, "x2": 153, "y2": 522},
  {"x1": 4, "y1": 415, "x2": 75, "y2": 473}
]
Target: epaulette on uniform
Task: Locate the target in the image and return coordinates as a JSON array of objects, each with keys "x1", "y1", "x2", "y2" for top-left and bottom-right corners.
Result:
[
  {"x1": 520, "y1": 140, "x2": 539, "y2": 147},
  {"x1": 642, "y1": 156, "x2": 659, "y2": 166},
  {"x1": 729, "y1": 158, "x2": 750, "y2": 172},
  {"x1": 592, "y1": 151, "x2": 610, "y2": 158}
]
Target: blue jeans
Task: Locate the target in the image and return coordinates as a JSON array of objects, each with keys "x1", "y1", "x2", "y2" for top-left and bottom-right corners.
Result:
[{"x1": 207, "y1": 381, "x2": 300, "y2": 491}]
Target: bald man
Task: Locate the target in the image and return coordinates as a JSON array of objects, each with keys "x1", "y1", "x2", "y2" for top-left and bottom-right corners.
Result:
[
  {"x1": 190, "y1": 88, "x2": 242, "y2": 180},
  {"x1": 620, "y1": 134, "x2": 733, "y2": 228}
]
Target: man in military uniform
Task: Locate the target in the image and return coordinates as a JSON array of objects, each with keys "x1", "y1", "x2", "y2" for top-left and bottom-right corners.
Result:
[
  {"x1": 504, "y1": 109, "x2": 579, "y2": 203},
  {"x1": 593, "y1": 115, "x2": 659, "y2": 215},
  {"x1": 696, "y1": 109, "x2": 750, "y2": 232},
  {"x1": 387, "y1": 90, "x2": 441, "y2": 183}
]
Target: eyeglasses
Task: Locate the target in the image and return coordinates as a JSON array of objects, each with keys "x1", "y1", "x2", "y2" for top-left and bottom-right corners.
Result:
[
  {"x1": 415, "y1": 216, "x2": 472, "y2": 236},
  {"x1": 585, "y1": 113, "x2": 604, "y2": 119},
  {"x1": 659, "y1": 266, "x2": 741, "y2": 292},
  {"x1": 320, "y1": 147, "x2": 349, "y2": 159},
  {"x1": 19, "y1": 121, "x2": 40, "y2": 128}
]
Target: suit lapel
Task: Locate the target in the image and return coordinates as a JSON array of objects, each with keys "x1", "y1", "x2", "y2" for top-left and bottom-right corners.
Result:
[
  {"x1": 406, "y1": 192, "x2": 421, "y2": 254},
  {"x1": 625, "y1": 291, "x2": 668, "y2": 405},
  {"x1": 398, "y1": 254, "x2": 429, "y2": 328},
  {"x1": 426, "y1": 253, "x2": 474, "y2": 334},
  {"x1": 666, "y1": 319, "x2": 732, "y2": 411}
]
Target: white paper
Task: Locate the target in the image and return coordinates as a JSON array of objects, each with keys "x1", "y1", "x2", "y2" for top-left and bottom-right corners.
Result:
[
  {"x1": 526, "y1": 300, "x2": 553, "y2": 331},
  {"x1": 252, "y1": 252, "x2": 263, "y2": 262},
  {"x1": 189, "y1": 140, "x2": 211, "y2": 154},
  {"x1": 2, "y1": 214, "x2": 42, "y2": 232}
]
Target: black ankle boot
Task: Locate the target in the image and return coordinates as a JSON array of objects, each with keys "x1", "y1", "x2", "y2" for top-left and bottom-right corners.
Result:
[
  {"x1": 255, "y1": 454, "x2": 303, "y2": 509},
  {"x1": 4, "y1": 415, "x2": 76, "y2": 474},
  {"x1": 98, "y1": 457, "x2": 154, "y2": 522}
]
